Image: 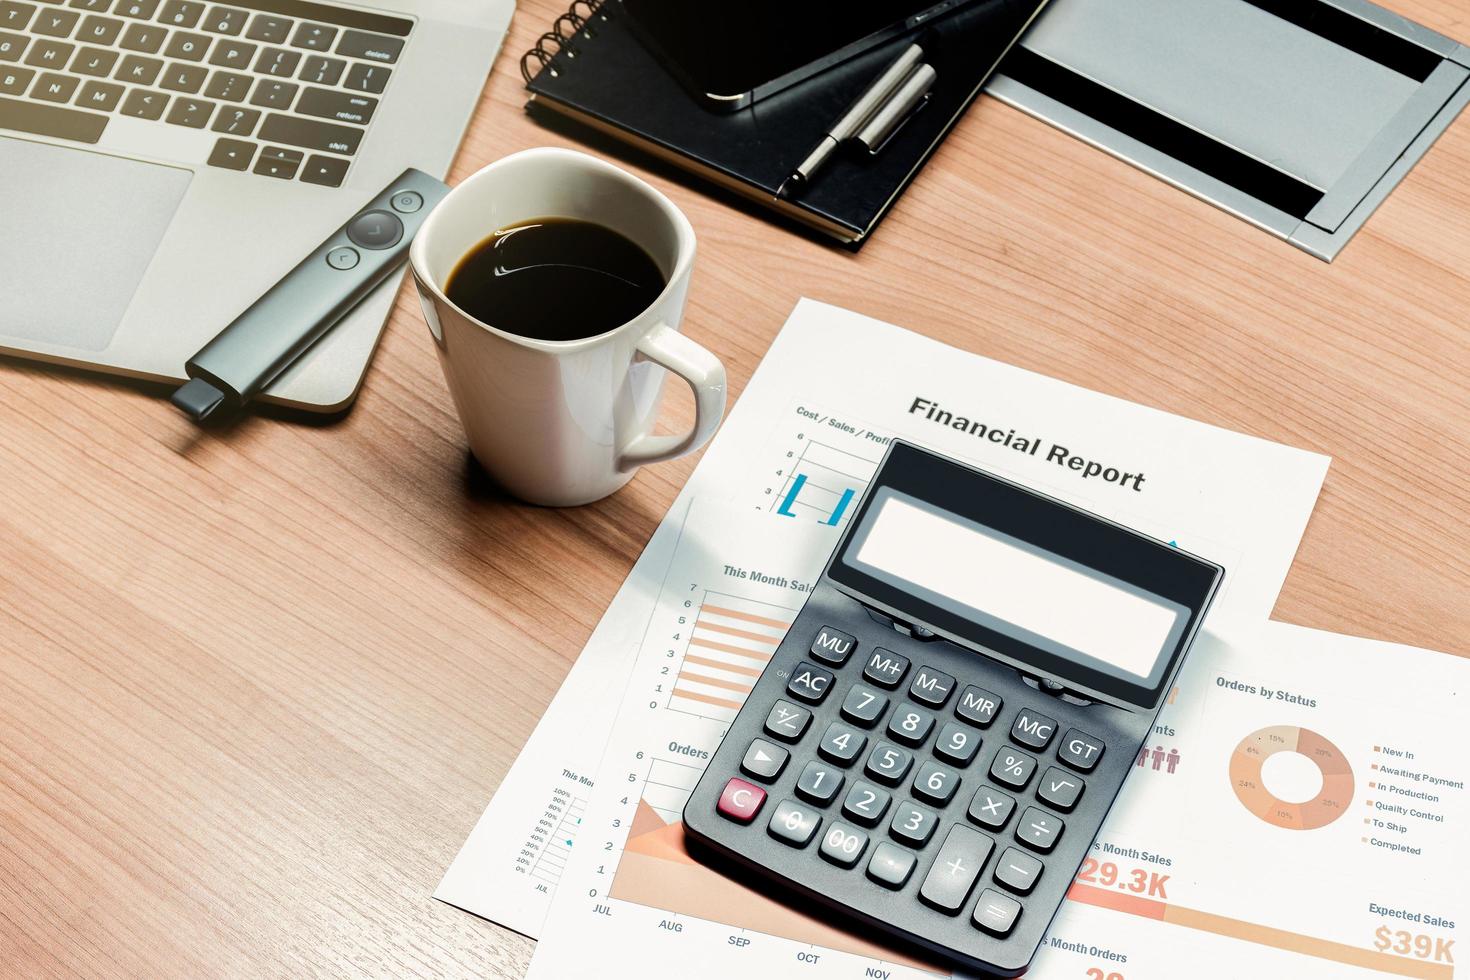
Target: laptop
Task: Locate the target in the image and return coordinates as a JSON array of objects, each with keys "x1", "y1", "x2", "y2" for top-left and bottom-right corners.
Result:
[{"x1": 0, "y1": 0, "x2": 514, "y2": 412}]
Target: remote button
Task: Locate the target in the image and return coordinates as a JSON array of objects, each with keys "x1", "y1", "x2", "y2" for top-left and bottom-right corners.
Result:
[
  {"x1": 993, "y1": 847, "x2": 1042, "y2": 894},
  {"x1": 967, "y1": 785, "x2": 1016, "y2": 831},
  {"x1": 389, "y1": 189, "x2": 422, "y2": 213},
  {"x1": 989, "y1": 746, "x2": 1037, "y2": 790},
  {"x1": 763, "y1": 699, "x2": 811, "y2": 742},
  {"x1": 716, "y1": 777, "x2": 765, "y2": 824},
  {"x1": 934, "y1": 721, "x2": 980, "y2": 766},
  {"x1": 842, "y1": 779, "x2": 891, "y2": 827},
  {"x1": 912, "y1": 760, "x2": 960, "y2": 806},
  {"x1": 0, "y1": 93, "x2": 105, "y2": 141},
  {"x1": 1059, "y1": 728, "x2": 1105, "y2": 771},
  {"x1": 767, "y1": 799, "x2": 821, "y2": 848},
  {"x1": 1010, "y1": 708, "x2": 1058, "y2": 750},
  {"x1": 795, "y1": 759, "x2": 843, "y2": 805},
  {"x1": 840, "y1": 683, "x2": 888, "y2": 727},
  {"x1": 346, "y1": 208, "x2": 401, "y2": 249},
  {"x1": 888, "y1": 799, "x2": 938, "y2": 847},
  {"x1": 1015, "y1": 806, "x2": 1063, "y2": 852},
  {"x1": 866, "y1": 841, "x2": 915, "y2": 889},
  {"x1": 323, "y1": 246, "x2": 357, "y2": 270},
  {"x1": 955, "y1": 685, "x2": 1002, "y2": 727},
  {"x1": 819, "y1": 822, "x2": 869, "y2": 868},
  {"x1": 335, "y1": 27, "x2": 402, "y2": 63},
  {"x1": 919, "y1": 825, "x2": 993, "y2": 914},
  {"x1": 785, "y1": 660, "x2": 833, "y2": 704},
  {"x1": 864, "y1": 741, "x2": 912, "y2": 786},
  {"x1": 1037, "y1": 767, "x2": 1084, "y2": 811},
  {"x1": 862, "y1": 647, "x2": 909, "y2": 688},
  {"x1": 972, "y1": 888, "x2": 1022, "y2": 936},
  {"x1": 887, "y1": 701, "x2": 934, "y2": 746},
  {"x1": 817, "y1": 720, "x2": 866, "y2": 766},
  {"x1": 908, "y1": 665, "x2": 955, "y2": 707},
  {"x1": 300, "y1": 154, "x2": 347, "y2": 188},
  {"x1": 808, "y1": 624, "x2": 856, "y2": 666},
  {"x1": 739, "y1": 738, "x2": 788, "y2": 781}
]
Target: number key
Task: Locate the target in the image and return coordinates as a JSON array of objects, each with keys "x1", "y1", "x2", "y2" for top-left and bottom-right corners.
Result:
[
  {"x1": 989, "y1": 746, "x2": 1036, "y2": 790},
  {"x1": 886, "y1": 701, "x2": 934, "y2": 746},
  {"x1": 912, "y1": 760, "x2": 959, "y2": 806},
  {"x1": 819, "y1": 821, "x2": 868, "y2": 868},
  {"x1": 795, "y1": 759, "x2": 843, "y2": 805},
  {"x1": 817, "y1": 720, "x2": 866, "y2": 766},
  {"x1": 202, "y1": 5, "x2": 244, "y2": 34},
  {"x1": 157, "y1": 0, "x2": 202, "y2": 27},
  {"x1": 842, "y1": 779, "x2": 891, "y2": 827},
  {"x1": 767, "y1": 799, "x2": 821, "y2": 848},
  {"x1": 934, "y1": 721, "x2": 980, "y2": 766},
  {"x1": 864, "y1": 741, "x2": 912, "y2": 786},
  {"x1": 840, "y1": 683, "x2": 887, "y2": 727},
  {"x1": 786, "y1": 660, "x2": 833, "y2": 703},
  {"x1": 888, "y1": 799, "x2": 938, "y2": 847}
]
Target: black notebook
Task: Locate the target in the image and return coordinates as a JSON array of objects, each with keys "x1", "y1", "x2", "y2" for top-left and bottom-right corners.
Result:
[{"x1": 521, "y1": 0, "x2": 1048, "y2": 244}]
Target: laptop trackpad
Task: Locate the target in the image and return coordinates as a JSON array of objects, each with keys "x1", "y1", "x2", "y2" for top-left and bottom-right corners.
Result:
[{"x1": 0, "y1": 137, "x2": 190, "y2": 352}]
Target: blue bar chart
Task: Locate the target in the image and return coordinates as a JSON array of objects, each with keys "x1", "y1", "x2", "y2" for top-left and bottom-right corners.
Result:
[{"x1": 769, "y1": 437, "x2": 875, "y2": 528}]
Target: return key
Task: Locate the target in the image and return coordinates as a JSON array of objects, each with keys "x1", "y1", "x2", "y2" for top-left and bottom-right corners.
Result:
[{"x1": 296, "y1": 86, "x2": 376, "y2": 125}]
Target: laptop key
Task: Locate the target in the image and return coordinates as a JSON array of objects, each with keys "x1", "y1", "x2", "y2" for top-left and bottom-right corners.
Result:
[
  {"x1": 163, "y1": 93, "x2": 210, "y2": 126},
  {"x1": 206, "y1": 135, "x2": 254, "y2": 170},
  {"x1": 252, "y1": 143, "x2": 300, "y2": 178},
  {"x1": 114, "y1": 0, "x2": 154, "y2": 16},
  {"x1": 343, "y1": 60, "x2": 386, "y2": 93},
  {"x1": 244, "y1": 12, "x2": 288, "y2": 42},
  {"x1": 209, "y1": 102, "x2": 256, "y2": 134},
  {"x1": 201, "y1": 5, "x2": 243, "y2": 34},
  {"x1": 296, "y1": 86, "x2": 373, "y2": 124},
  {"x1": 256, "y1": 110, "x2": 359, "y2": 155},
  {"x1": 289, "y1": 21, "x2": 332, "y2": 50},
  {"x1": 67, "y1": 0, "x2": 109, "y2": 11},
  {"x1": 0, "y1": 2, "x2": 35, "y2": 29},
  {"x1": 162, "y1": 29, "x2": 206, "y2": 60},
  {"x1": 207, "y1": 38, "x2": 252, "y2": 69},
  {"x1": 298, "y1": 54, "x2": 340, "y2": 84},
  {"x1": 159, "y1": 60, "x2": 205, "y2": 91},
  {"x1": 335, "y1": 28, "x2": 401, "y2": 64},
  {"x1": 30, "y1": 69, "x2": 76, "y2": 100},
  {"x1": 74, "y1": 77, "x2": 120, "y2": 109},
  {"x1": 0, "y1": 92, "x2": 105, "y2": 140},
  {"x1": 70, "y1": 43, "x2": 114, "y2": 73},
  {"x1": 118, "y1": 21, "x2": 162, "y2": 51},
  {"x1": 114, "y1": 52, "x2": 160, "y2": 82},
  {"x1": 0, "y1": 30, "x2": 25, "y2": 59},
  {"x1": 202, "y1": 67, "x2": 245, "y2": 99},
  {"x1": 117, "y1": 84, "x2": 164, "y2": 117},
  {"x1": 157, "y1": 0, "x2": 200, "y2": 27},
  {"x1": 76, "y1": 13, "x2": 119, "y2": 43},
  {"x1": 24, "y1": 37, "x2": 70, "y2": 66},
  {"x1": 253, "y1": 45, "x2": 295, "y2": 76},
  {"x1": 33, "y1": 7, "x2": 76, "y2": 34},
  {"x1": 0, "y1": 64, "x2": 33, "y2": 92}
]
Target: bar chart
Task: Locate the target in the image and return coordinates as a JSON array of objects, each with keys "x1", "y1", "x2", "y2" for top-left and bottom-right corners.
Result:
[
  {"x1": 769, "y1": 435, "x2": 879, "y2": 528},
  {"x1": 667, "y1": 591, "x2": 795, "y2": 722}
]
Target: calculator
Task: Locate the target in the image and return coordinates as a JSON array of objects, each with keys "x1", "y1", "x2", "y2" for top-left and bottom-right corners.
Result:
[{"x1": 683, "y1": 441, "x2": 1222, "y2": 976}]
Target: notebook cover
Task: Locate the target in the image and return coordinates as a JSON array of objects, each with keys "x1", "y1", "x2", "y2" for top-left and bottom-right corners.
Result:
[{"x1": 525, "y1": 0, "x2": 1048, "y2": 243}]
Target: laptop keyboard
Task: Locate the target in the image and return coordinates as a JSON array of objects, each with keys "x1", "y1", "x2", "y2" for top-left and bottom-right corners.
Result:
[{"x1": 0, "y1": 0, "x2": 411, "y2": 186}]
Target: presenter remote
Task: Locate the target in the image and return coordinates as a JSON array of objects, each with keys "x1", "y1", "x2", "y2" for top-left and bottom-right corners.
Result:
[{"x1": 171, "y1": 168, "x2": 450, "y2": 422}]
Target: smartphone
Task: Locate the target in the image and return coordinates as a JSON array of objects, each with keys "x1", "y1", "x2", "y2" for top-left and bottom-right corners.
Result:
[{"x1": 622, "y1": 0, "x2": 981, "y2": 111}]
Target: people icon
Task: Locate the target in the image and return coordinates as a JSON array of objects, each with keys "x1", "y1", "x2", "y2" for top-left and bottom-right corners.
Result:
[
  {"x1": 1151, "y1": 745, "x2": 1167, "y2": 770},
  {"x1": 1138, "y1": 743, "x2": 1183, "y2": 773},
  {"x1": 1137, "y1": 745, "x2": 1149, "y2": 768},
  {"x1": 1166, "y1": 748, "x2": 1181, "y2": 774}
]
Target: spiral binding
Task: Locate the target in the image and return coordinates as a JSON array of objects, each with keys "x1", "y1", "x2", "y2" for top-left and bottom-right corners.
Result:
[{"x1": 521, "y1": 0, "x2": 610, "y2": 84}]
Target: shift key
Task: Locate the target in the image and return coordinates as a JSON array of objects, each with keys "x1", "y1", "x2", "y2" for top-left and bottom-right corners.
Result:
[
  {"x1": 258, "y1": 112, "x2": 361, "y2": 155},
  {"x1": 0, "y1": 95, "x2": 106, "y2": 143},
  {"x1": 296, "y1": 86, "x2": 375, "y2": 125}
]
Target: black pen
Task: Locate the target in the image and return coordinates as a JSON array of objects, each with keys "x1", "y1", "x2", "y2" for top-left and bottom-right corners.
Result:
[{"x1": 778, "y1": 44, "x2": 935, "y2": 198}]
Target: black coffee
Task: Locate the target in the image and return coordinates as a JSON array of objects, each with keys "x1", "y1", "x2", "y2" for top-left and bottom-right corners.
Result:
[{"x1": 445, "y1": 217, "x2": 666, "y2": 342}]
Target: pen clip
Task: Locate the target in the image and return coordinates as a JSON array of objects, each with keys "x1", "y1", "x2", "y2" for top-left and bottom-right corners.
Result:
[{"x1": 864, "y1": 90, "x2": 931, "y2": 156}]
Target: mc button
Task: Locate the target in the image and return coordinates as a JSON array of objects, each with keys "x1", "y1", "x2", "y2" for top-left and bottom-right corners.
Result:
[{"x1": 1010, "y1": 708, "x2": 1057, "y2": 750}]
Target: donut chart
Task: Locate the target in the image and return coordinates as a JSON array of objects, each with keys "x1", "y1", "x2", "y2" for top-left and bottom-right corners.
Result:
[{"x1": 1230, "y1": 725, "x2": 1354, "y2": 830}]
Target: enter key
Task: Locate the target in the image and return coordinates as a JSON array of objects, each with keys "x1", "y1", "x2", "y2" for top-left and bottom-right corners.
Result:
[{"x1": 296, "y1": 86, "x2": 377, "y2": 125}]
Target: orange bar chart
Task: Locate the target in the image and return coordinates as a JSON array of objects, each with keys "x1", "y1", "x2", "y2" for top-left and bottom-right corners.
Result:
[{"x1": 669, "y1": 593, "x2": 792, "y2": 721}]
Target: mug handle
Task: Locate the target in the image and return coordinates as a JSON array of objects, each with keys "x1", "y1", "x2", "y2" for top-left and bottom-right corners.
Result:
[{"x1": 617, "y1": 323, "x2": 727, "y2": 472}]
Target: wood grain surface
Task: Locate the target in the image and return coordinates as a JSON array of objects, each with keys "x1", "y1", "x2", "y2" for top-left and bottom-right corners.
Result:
[{"x1": 2, "y1": 0, "x2": 1467, "y2": 976}]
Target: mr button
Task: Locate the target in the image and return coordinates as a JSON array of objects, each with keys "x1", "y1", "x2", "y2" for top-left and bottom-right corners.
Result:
[{"x1": 1058, "y1": 729, "x2": 1105, "y2": 771}]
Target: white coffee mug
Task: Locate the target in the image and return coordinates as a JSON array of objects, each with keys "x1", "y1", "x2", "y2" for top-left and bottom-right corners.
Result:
[{"x1": 410, "y1": 148, "x2": 726, "y2": 506}]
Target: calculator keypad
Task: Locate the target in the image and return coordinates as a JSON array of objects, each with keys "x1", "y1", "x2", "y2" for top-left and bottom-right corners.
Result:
[{"x1": 705, "y1": 623, "x2": 1118, "y2": 967}]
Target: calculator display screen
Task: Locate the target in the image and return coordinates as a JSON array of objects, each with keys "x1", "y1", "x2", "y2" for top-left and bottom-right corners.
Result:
[
  {"x1": 845, "y1": 490, "x2": 1188, "y2": 684},
  {"x1": 826, "y1": 442, "x2": 1221, "y2": 708}
]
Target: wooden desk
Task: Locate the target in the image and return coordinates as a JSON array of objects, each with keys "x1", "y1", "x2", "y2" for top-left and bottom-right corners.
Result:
[{"x1": 2, "y1": 1, "x2": 1466, "y2": 975}]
